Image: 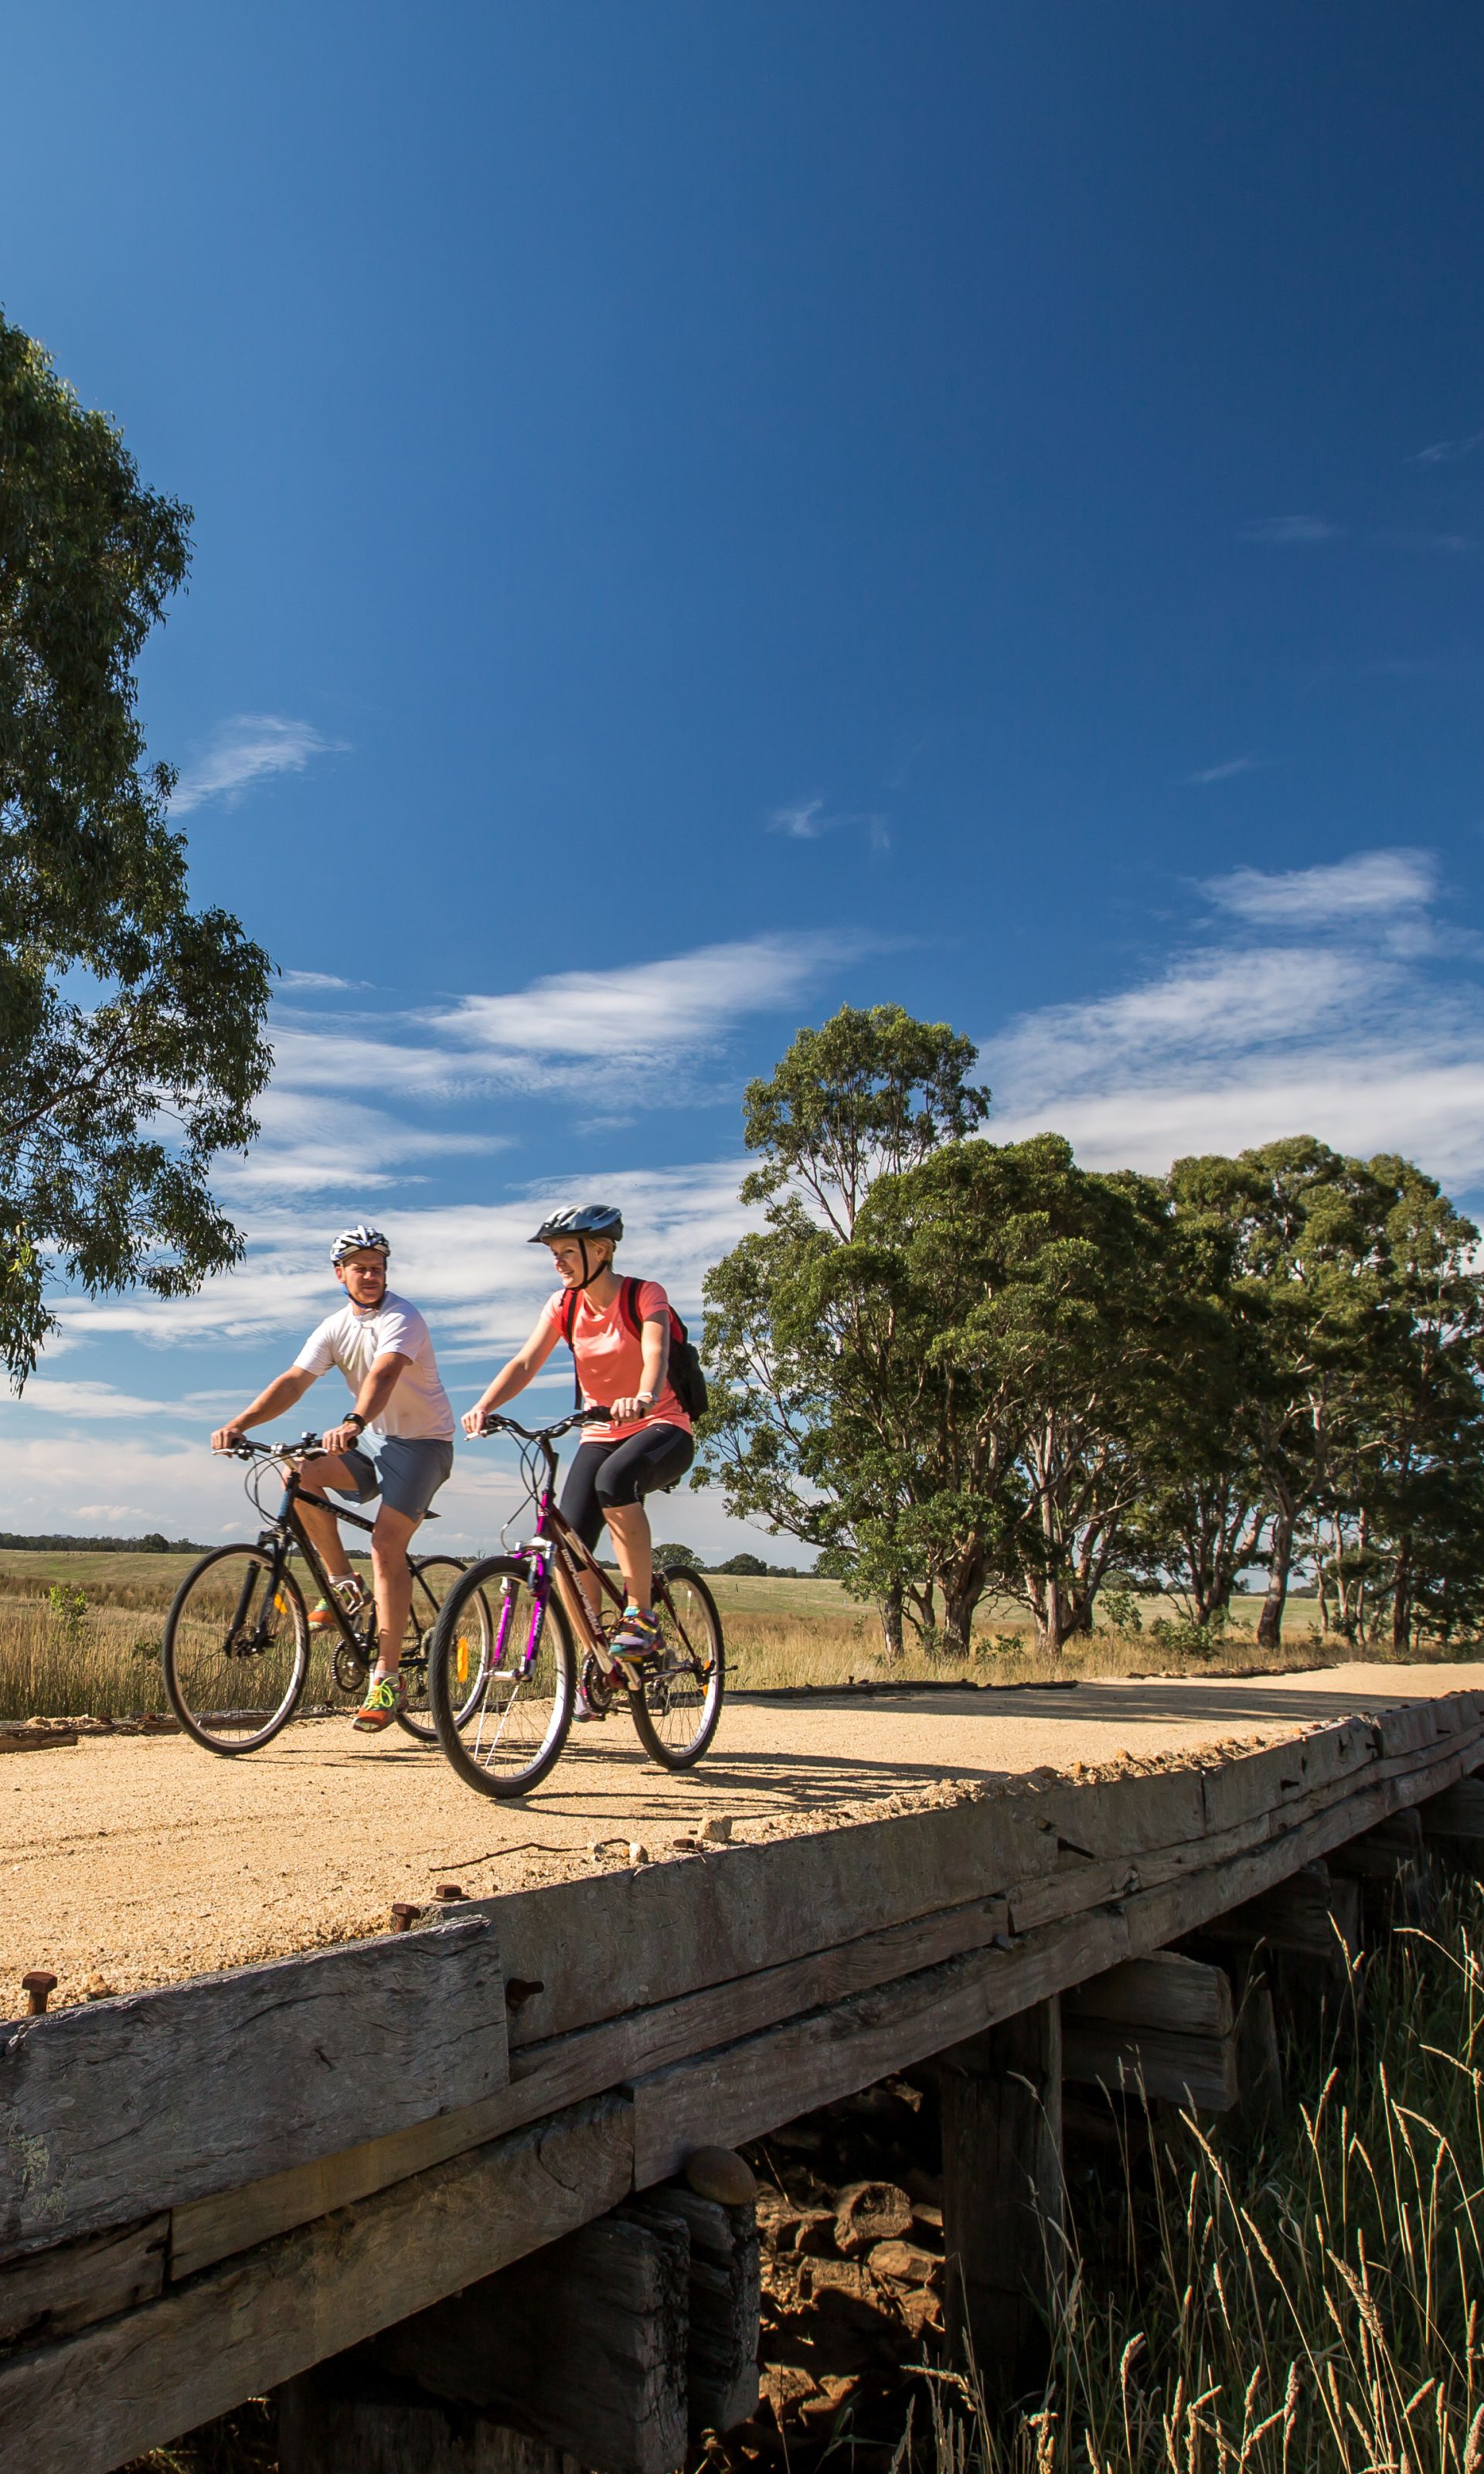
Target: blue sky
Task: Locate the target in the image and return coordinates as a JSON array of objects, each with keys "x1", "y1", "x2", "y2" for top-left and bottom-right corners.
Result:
[{"x1": 3, "y1": 4, "x2": 1484, "y2": 1551}]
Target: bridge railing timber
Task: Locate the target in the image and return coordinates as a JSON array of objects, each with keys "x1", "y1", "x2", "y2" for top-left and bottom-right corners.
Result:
[{"x1": 0, "y1": 1685, "x2": 1479, "y2": 2474}]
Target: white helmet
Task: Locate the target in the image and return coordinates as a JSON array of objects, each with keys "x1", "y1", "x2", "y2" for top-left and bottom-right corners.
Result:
[{"x1": 330, "y1": 1224, "x2": 390, "y2": 1266}]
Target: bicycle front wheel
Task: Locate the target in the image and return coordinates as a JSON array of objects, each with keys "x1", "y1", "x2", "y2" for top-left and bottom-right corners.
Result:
[
  {"x1": 398, "y1": 1556, "x2": 492, "y2": 1743},
  {"x1": 628, "y1": 1563, "x2": 725, "y2": 1770},
  {"x1": 162, "y1": 1545, "x2": 310, "y2": 1753},
  {"x1": 428, "y1": 1556, "x2": 575, "y2": 1797}
]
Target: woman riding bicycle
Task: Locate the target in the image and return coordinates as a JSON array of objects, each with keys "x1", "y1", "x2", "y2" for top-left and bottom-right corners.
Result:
[{"x1": 462, "y1": 1205, "x2": 693, "y2": 1688}]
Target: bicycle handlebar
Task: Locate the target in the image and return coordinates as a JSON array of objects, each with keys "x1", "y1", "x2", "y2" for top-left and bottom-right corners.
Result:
[
  {"x1": 221, "y1": 1433, "x2": 330, "y2": 1463},
  {"x1": 474, "y1": 1406, "x2": 616, "y2": 1444}
]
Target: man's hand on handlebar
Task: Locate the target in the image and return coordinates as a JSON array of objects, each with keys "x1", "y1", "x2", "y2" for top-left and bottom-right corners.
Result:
[
  {"x1": 211, "y1": 1423, "x2": 247, "y2": 1454},
  {"x1": 319, "y1": 1422, "x2": 364, "y2": 1457}
]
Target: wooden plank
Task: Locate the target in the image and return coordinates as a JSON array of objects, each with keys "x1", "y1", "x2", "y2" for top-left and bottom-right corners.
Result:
[
  {"x1": 380, "y1": 2212, "x2": 689, "y2": 2474},
  {"x1": 630, "y1": 1909, "x2": 1129, "y2": 2189},
  {"x1": 1421, "y1": 1777, "x2": 1484, "y2": 1841},
  {"x1": 0, "y1": 1733, "x2": 77, "y2": 1757},
  {"x1": 0, "y1": 2097, "x2": 631, "y2": 2474},
  {"x1": 280, "y1": 2377, "x2": 582, "y2": 2473},
  {"x1": 1062, "y1": 2020, "x2": 1238, "y2": 2111},
  {"x1": 0, "y1": 2215, "x2": 167, "y2": 2350},
  {"x1": 940, "y1": 1999, "x2": 1062, "y2": 2401},
  {"x1": 1197, "y1": 1721, "x2": 1372, "y2": 1837},
  {"x1": 493, "y1": 1797, "x2": 1049, "y2": 2048},
  {"x1": 171, "y1": 1891, "x2": 1009, "y2": 2283},
  {"x1": 1197, "y1": 1866, "x2": 1362, "y2": 1962},
  {"x1": 1064, "y1": 1952, "x2": 1233, "y2": 2039},
  {"x1": 631, "y1": 2187, "x2": 760, "y2": 2438},
  {"x1": 0, "y1": 1917, "x2": 507, "y2": 2256}
]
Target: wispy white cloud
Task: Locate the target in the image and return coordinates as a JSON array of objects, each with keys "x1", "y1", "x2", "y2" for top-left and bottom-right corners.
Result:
[
  {"x1": 1373, "y1": 527, "x2": 1472, "y2": 555},
  {"x1": 987, "y1": 844, "x2": 1484, "y2": 1188},
  {"x1": 1181, "y1": 755, "x2": 1264, "y2": 787},
  {"x1": 1203, "y1": 847, "x2": 1438, "y2": 928},
  {"x1": 768, "y1": 801, "x2": 890, "y2": 854},
  {"x1": 19, "y1": 1380, "x2": 189, "y2": 1420},
  {"x1": 1241, "y1": 515, "x2": 1344, "y2": 544},
  {"x1": 170, "y1": 714, "x2": 347, "y2": 814},
  {"x1": 279, "y1": 969, "x2": 370, "y2": 992},
  {"x1": 1408, "y1": 429, "x2": 1484, "y2": 466}
]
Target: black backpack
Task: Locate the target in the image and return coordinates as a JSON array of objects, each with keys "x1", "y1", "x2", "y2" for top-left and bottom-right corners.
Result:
[{"x1": 562, "y1": 1277, "x2": 709, "y2": 1421}]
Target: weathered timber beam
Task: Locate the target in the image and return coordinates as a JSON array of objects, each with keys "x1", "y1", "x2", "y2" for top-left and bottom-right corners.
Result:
[
  {"x1": 1195, "y1": 1863, "x2": 1362, "y2": 1963},
  {"x1": 0, "y1": 1916, "x2": 508, "y2": 2255},
  {"x1": 1061, "y1": 2020, "x2": 1238, "y2": 2111},
  {"x1": 1329, "y1": 1809, "x2": 1427, "y2": 1882},
  {"x1": 280, "y1": 2373, "x2": 580, "y2": 2474},
  {"x1": 0, "y1": 2215, "x2": 167, "y2": 2352},
  {"x1": 941, "y1": 1999, "x2": 1063, "y2": 2404},
  {"x1": 0, "y1": 2096, "x2": 631, "y2": 2474},
  {"x1": 1064, "y1": 1952, "x2": 1233, "y2": 2040},
  {"x1": 1421, "y1": 1777, "x2": 1484, "y2": 1865},
  {"x1": 493, "y1": 1798, "x2": 1050, "y2": 2047},
  {"x1": 170, "y1": 1890, "x2": 1009, "y2": 2285},
  {"x1": 377, "y1": 2211, "x2": 689, "y2": 2474},
  {"x1": 628, "y1": 2186, "x2": 761, "y2": 2438}
]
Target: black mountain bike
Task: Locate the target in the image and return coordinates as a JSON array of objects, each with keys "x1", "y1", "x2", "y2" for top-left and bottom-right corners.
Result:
[
  {"x1": 162, "y1": 1436, "x2": 493, "y2": 1753},
  {"x1": 425, "y1": 1407, "x2": 725, "y2": 1798}
]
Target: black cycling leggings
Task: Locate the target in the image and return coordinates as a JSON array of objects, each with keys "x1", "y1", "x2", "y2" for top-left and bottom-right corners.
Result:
[{"x1": 559, "y1": 1423, "x2": 696, "y2": 1554}]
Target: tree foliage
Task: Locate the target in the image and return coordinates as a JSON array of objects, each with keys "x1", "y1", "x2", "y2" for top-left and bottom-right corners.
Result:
[
  {"x1": 699, "y1": 1014, "x2": 1484, "y2": 1658},
  {"x1": 0, "y1": 312, "x2": 271, "y2": 1383}
]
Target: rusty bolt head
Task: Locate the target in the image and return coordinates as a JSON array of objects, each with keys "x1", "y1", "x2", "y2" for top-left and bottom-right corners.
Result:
[
  {"x1": 505, "y1": 1977, "x2": 546, "y2": 2011},
  {"x1": 433, "y1": 1883, "x2": 465, "y2": 1903},
  {"x1": 389, "y1": 1903, "x2": 419, "y2": 1933},
  {"x1": 22, "y1": 1971, "x2": 57, "y2": 2015}
]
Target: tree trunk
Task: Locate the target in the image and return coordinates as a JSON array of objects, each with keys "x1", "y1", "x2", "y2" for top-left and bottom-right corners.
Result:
[
  {"x1": 1391, "y1": 1540, "x2": 1413, "y2": 1655},
  {"x1": 941, "y1": 1549, "x2": 986, "y2": 1657},
  {"x1": 1255, "y1": 1508, "x2": 1294, "y2": 1649},
  {"x1": 1033, "y1": 1573, "x2": 1071, "y2": 1660},
  {"x1": 877, "y1": 1584, "x2": 904, "y2": 1661}
]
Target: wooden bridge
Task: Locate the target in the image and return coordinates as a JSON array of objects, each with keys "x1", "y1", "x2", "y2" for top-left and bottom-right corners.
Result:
[{"x1": 1, "y1": 1665, "x2": 1481, "y2": 2472}]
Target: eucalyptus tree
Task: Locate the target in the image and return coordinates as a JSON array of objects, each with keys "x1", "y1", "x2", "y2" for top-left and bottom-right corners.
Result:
[
  {"x1": 0, "y1": 312, "x2": 271, "y2": 1384},
  {"x1": 697, "y1": 1005, "x2": 989, "y2": 1652}
]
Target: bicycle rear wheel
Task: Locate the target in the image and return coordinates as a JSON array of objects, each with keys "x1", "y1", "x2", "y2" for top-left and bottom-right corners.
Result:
[
  {"x1": 628, "y1": 1563, "x2": 725, "y2": 1769},
  {"x1": 428, "y1": 1556, "x2": 575, "y2": 1796},
  {"x1": 162, "y1": 1545, "x2": 310, "y2": 1753},
  {"x1": 398, "y1": 1556, "x2": 492, "y2": 1743}
]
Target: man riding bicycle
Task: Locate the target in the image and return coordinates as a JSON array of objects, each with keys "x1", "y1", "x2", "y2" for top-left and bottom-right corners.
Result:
[
  {"x1": 461, "y1": 1205, "x2": 694, "y2": 1709},
  {"x1": 210, "y1": 1225, "x2": 456, "y2": 1731}
]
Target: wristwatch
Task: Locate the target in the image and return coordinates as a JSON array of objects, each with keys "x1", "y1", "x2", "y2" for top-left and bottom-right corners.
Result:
[
  {"x1": 345, "y1": 1412, "x2": 366, "y2": 1436},
  {"x1": 636, "y1": 1390, "x2": 655, "y2": 1409}
]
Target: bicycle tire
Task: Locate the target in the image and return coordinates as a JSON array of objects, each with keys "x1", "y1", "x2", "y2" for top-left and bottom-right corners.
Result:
[
  {"x1": 628, "y1": 1563, "x2": 725, "y2": 1770},
  {"x1": 428, "y1": 1556, "x2": 575, "y2": 1797},
  {"x1": 397, "y1": 1556, "x2": 492, "y2": 1743},
  {"x1": 162, "y1": 1544, "x2": 310, "y2": 1753}
]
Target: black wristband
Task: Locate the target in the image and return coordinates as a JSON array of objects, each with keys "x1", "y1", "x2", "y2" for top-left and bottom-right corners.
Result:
[{"x1": 345, "y1": 1412, "x2": 366, "y2": 1435}]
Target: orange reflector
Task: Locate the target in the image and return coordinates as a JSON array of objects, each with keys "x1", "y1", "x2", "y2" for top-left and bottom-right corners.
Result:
[{"x1": 456, "y1": 1635, "x2": 470, "y2": 1682}]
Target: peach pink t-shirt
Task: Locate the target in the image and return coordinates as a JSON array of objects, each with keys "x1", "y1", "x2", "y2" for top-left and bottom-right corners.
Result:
[{"x1": 540, "y1": 1280, "x2": 692, "y2": 1440}]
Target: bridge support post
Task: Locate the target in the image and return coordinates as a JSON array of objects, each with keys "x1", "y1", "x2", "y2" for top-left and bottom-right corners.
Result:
[
  {"x1": 278, "y1": 2211, "x2": 689, "y2": 2474},
  {"x1": 938, "y1": 1994, "x2": 1064, "y2": 2405}
]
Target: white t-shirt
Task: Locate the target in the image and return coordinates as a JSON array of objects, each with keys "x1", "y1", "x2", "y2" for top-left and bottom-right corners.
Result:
[{"x1": 294, "y1": 1291, "x2": 454, "y2": 1441}]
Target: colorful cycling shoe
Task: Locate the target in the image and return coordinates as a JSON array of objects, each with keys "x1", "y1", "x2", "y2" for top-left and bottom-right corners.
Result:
[
  {"x1": 352, "y1": 1672, "x2": 407, "y2": 1731},
  {"x1": 611, "y1": 1605, "x2": 661, "y2": 1655},
  {"x1": 311, "y1": 1574, "x2": 368, "y2": 1631}
]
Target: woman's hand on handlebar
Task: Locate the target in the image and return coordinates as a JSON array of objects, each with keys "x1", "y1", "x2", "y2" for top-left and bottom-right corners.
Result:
[
  {"x1": 462, "y1": 1403, "x2": 492, "y2": 1438},
  {"x1": 608, "y1": 1393, "x2": 651, "y2": 1424}
]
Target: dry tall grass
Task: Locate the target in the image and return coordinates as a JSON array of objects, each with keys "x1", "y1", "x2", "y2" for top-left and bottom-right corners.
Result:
[
  {"x1": 0, "y1": 1594, "x2": 172, "y2": 1723},
  {"x1": 919, "y1": 1879, "x2": 1484, "y2": 2474},
  {"x1": 722, "y1": 1608, "x2": 1462, "y2": 1693}
]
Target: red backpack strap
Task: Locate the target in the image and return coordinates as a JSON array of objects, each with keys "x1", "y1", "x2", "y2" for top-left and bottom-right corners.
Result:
[
  {"x1": 621, "y1": 1276, "x2": 646, "y2": 1337},
  {"x1": 563, "y1": 1289, "x2": 580, "y2": 1345}
]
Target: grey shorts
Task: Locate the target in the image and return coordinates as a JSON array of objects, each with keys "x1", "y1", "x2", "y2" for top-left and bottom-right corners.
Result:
[{"x1": 332, "y1": 1436, "x2": 454, "y2": 1524}]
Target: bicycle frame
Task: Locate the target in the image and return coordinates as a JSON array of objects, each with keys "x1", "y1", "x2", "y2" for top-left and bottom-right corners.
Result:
[
  {"x1": 478, "y1": 1412, "x2": 707, "y2": 1685},
  {"x1": 230, "y1": 1443, "x2": 379, "y2": 1661}
]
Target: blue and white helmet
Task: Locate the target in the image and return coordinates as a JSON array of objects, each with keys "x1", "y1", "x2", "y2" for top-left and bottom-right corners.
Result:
[
  {"x1": 529, "y1": 1205, "x2": 624, "y2": 1246},
  {"x1": 330, "y1": 1223, "x2": 390, "y2": 1266}
]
